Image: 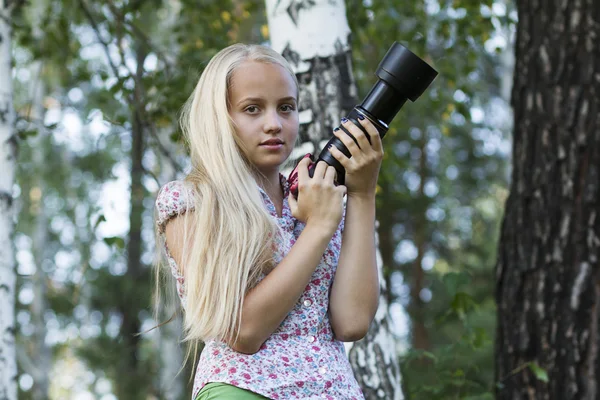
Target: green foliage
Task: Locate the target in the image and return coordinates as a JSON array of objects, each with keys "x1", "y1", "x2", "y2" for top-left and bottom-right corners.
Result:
[
  {"x1": 12, "y1": 0, "x2": 518, "y2": 398},
  {"x1": 400, "y1": 271, "x2": 496, "y2": 398},
  {"x1": 345, "y1": 0, "x2": 516, "y2": 397},
  {"x1": 528, "y1": 362, "x2": 549, "y2": 383},
  {"x1": 13, "y1": 0, "x2": 268, "y2": 398}
]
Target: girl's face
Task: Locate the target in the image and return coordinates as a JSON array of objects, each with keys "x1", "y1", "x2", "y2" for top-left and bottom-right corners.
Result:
[{"x1": 228, "y1": 61, "x2": 299, "y2": 177}]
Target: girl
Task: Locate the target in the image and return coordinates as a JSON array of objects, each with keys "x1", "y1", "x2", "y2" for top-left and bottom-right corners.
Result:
[{"x1": 154, "y1": 43, "x2": 383, "y2": 400}]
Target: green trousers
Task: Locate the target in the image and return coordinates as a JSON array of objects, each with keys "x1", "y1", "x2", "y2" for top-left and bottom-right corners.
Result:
[{"x1": 195, "y1": 382, "x2": 269, "y2": 400}]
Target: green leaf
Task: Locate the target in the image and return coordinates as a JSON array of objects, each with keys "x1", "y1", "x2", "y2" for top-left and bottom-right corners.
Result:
[
  {"x1": 528, "y1": 362, "x2": 549, "y2": 383},
  {"x1": 103, "y1": 236, "x2": 125, "y2": 249},
  {"x1": 94, "y1": 215, "x2": 106, "y2": 231},
  {"x1": 18, "y1": 129, "x2": 38, "y2": 140},
  {"x1": 442, "y1": 271, "x2": 472, "y2": 297},
  {"x1": 472, "y1": 327, "x2": 489, "y2": 349},
  {"x1": 451, "y1": 292, "x2": 477, "y2": 319}
]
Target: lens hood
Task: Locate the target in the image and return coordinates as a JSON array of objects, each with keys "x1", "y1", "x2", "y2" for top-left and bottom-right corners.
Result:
[{"x1": 376, "y1": 42, "x2": 438, "y2": 102}]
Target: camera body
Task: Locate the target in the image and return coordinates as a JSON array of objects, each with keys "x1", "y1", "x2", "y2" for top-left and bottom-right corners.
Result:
[{"x1": 288, "y1": 42, "x2": 438, "y2": 196}]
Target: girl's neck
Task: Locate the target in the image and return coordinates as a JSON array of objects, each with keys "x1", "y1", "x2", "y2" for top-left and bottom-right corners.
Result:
[{"x1": 256, "y1": 171, "x2": 283, "y2": 215}]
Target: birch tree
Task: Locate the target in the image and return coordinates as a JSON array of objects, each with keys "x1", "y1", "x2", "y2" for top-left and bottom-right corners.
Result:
[
  {"x1": 0, "y1": 1, "x2": 18, "y2": 398},
  {"x1": 496, "y1": 1, "x2": 600, "y2": 398},
  {"x1": 265, "y1": 1, "x2": 403, "y2": 398}
]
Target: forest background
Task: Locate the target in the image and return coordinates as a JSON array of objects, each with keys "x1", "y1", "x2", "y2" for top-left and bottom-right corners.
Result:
[{"x1": 6, "y1": 0, "x2": 517, "y2": 399}]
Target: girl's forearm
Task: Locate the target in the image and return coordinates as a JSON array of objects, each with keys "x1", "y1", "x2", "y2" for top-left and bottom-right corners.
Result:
[
  {"x1": 230, "y1": 222, "x2": 334, "y2": 354},
  {"x1": 328, "y1": 194, "x2": 379, "y2": 342}
]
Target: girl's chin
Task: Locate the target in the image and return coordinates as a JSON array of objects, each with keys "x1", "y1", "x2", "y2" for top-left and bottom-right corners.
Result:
[{"x1": 254, "y1": 158, "x2": 288, "y2": 173}]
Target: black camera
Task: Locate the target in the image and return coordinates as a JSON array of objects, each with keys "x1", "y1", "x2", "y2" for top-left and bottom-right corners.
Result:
[{"x1": 289, "y1": 42, "x2": 438, "y2": 195}]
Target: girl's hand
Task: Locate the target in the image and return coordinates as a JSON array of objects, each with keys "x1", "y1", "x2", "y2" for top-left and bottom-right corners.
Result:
[
  {"x1": 288, "y1": 158, "x2": 347, "y2": 233},
  {"x1": 328, "y1": 116, "x2": 384, "y2": 199}
]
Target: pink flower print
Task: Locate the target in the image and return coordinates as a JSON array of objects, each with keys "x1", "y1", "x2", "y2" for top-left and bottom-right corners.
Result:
[{"x1": 168, "y1": 182, "x2": 363, "y2": 399}]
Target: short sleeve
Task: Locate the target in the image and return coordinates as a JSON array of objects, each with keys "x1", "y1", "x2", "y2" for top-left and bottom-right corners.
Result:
[{"x1": 155, "y1": 180, "x2": 196, "y2": 235}]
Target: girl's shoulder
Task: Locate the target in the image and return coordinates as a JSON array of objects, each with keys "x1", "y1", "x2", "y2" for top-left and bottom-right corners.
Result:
[{"x1": 155, "y1": 180, "x2": 197, "y2": 234}]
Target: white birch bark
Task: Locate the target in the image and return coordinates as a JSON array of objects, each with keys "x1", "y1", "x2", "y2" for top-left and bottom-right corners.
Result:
[
  {"x1": 0, "y1": 1, "x2": 18, "y2": 398},
  {"x1": 265, "y1": 1, "x2": 403, "y2": 398}
]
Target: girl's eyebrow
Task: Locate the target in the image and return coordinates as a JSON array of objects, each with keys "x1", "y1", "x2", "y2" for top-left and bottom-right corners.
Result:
[
  {"x1": 237, "y1": 96, "x2": 297, "y2": 106},
  {"x1": 278, "y1": 96, "x2": 297, "y2": 103}
]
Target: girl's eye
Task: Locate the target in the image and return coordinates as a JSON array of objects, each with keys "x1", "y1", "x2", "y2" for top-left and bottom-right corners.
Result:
[
  {"x1": 245, "y1": 106, "x2": 259, "y2": 114},
  {"x1": 280, "y1": 104, "x2": 296, "y2": 112}
]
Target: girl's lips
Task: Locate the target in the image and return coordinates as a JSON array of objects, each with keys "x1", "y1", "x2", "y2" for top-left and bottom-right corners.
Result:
[
  {"x1": 260, "y1": 139, "x2": 284, "y2": 145},
  {"x1": 260, "y1": 143, "x2": 284, "y2": 150}
]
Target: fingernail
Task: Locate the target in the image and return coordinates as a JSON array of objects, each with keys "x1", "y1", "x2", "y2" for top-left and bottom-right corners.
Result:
[
  {"x1": 341, "y1": 117, "x2": 348, "y2": 123},
  {"x1": 358, "y1": 114, "x2": 365, "y2": 120},
  {"x1": 333, "y1": 127, "x2": 340, "y2": 132}
]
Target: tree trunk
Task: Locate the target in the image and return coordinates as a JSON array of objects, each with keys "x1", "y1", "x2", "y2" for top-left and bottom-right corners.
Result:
[
  {"x1": 0, "y1": 2, "x2": 18, "y2": 399},
  {"x1": 265, "y1": 0, "x2": 403, "y2": 398},
  {"x1": 116, "y1": 43, "x2": 148, "y2": 400},
  {"x1": 495, "y1": 1, "x2": 600, "y2": 399},
  {"x1": 29, "y1": 61, "x2": 52, "y2": 400}
]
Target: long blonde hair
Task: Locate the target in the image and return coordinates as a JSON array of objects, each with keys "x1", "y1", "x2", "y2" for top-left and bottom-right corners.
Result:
[{"x1": 152, "y1": 43, "x2": 299, "y2": 379}]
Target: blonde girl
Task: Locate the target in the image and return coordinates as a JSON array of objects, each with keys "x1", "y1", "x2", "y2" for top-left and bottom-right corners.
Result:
[{"x1": 154, "y1": 43, "x2": 382, "y2": 399}]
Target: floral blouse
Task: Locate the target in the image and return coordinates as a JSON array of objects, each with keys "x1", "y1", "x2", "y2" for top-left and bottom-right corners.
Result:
[{"x1": 155, "y1": 174, "x2": 364, "y2": 400}]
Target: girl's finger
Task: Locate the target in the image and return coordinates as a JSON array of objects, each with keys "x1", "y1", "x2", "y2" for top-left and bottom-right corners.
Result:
[
  {"x1": 324, "y1": 165, "x2": 337, "y2": 183},
  {"x1": 296, "y1": 156, "x2": 312, "y2": 183},
  {"x1": 340, "y1": 118, "x2": 370, "y2": 150},
  {"x1": 357, "y1": 116, "x2": 383, "y2": 152},
  {"x1": 312, "y1": 160, "x2": 329, "y2": 179},
  {"x1": 328, "y1": 145, "x2": 350, "y2": 170},
  {"x1": 333, "y1": 126, "x2": 360, "y2": 158}
]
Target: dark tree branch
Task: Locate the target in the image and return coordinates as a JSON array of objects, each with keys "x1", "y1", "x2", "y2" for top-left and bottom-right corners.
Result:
[
  {"x1": 146, "y1": 123, "x2": 185, "y2": 173},
  {"x1": 105, "y1": 0, "x2": 174, "y2": 77},
  {"x1": 6, "y1": 0, "x2": 27, "y2": 14},
  {"x1": 77, "y1": 0, "x2": 135, "y2": 105},
  {"x1": 79, "y1": 0, "x2": 183, "y2": 175}
]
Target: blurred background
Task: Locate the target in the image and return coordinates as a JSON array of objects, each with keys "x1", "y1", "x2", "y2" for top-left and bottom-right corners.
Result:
[{"x1": 7, "y1": 0, "x2": 517, "y2": 398}]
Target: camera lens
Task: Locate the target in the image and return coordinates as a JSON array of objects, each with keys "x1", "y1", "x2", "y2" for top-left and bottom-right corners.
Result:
[
  {"x1": 360, "y1": 43, "x2": 439, "y2": 127},
  {"x1": 302, "y1": 42, "x2": 438, "y2": 189}
]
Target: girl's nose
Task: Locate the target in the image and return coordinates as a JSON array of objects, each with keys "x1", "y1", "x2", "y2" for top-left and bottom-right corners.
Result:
[{"x1": 263, "y1": 109, "x2": 282, "y2": 133}]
